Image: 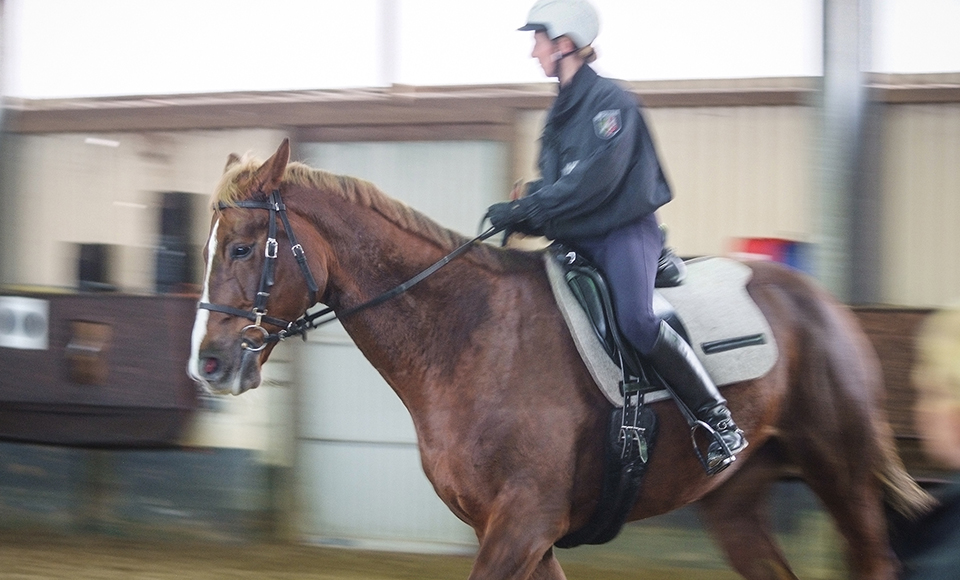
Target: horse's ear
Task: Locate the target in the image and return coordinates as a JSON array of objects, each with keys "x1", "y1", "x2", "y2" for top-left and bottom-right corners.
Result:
[
  {"x1": 252, "y1": 138, "x2": 291, "y2": 193},
  {"x1": 224, "y1": 153, "x2": 242, "y2": 173}
]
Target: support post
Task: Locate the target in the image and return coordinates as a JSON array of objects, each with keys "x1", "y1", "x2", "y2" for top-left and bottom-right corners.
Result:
[{"x1": 816, "y1": 0, "x2": 879, "y2": 303}]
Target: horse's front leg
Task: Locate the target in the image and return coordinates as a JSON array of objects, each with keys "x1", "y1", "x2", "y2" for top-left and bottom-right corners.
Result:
[
  {"x1": 468, "y1": 486, "x2": 569, "y2": 580},
  {"x1": 471, "y1": 543, "x2": 567, "y2": 580},
  {"x1": 529, "y1": 549, "x2": 569, "y2": 580}
]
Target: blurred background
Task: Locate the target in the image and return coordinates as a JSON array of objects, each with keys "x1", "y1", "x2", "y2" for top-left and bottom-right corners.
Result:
[{"x1": 0, "y1": 1, "x2": 958, "y2": 578}]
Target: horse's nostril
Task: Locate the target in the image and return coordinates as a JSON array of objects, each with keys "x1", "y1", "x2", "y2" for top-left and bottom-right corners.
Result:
[{"x1": 202, "y1": 357, "x2": 220, "y2": 377}]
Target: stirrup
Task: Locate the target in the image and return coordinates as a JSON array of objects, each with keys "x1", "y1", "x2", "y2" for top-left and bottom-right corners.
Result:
[{"x1": 689, "y1": 419, "x2": 736, "y2": 476}]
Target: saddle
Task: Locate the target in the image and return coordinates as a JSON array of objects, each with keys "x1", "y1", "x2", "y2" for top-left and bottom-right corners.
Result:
[
  {"x1": 550, "y1": 244, "x2": 777, "y2": 547},
  {"x1": 553, "y1": 243, "x2": 683, "y2": 548},
  {"x1": 559, "y1": 245, "x2": 689, "y2": 385}
]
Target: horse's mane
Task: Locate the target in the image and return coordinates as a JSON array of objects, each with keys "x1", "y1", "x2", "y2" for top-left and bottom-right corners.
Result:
[{"x1": 214, "y1": 154, "x2": 513, "y2": 271}]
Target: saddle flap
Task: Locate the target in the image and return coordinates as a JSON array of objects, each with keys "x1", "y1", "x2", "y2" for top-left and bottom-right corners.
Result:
[
  {"x1": 544, "y1": 249, "x2": 779, "y2": 408},
  {"x1": 564, "y1": 267, "x2": 615, "y2": 360},
  {"x1": 553, "y1": 247, "x2": 689, "y2": 377}
]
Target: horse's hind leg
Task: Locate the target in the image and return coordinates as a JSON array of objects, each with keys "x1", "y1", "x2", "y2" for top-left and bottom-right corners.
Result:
[
  {"x1": 790, "y1": 431, "x2": 898, "y2": 580},
  {"x1": 785, "y1": 315, "x2": 902, "y2": 579},
  {"x1": 698, "y1": 441, "x2": 800, "y2": 580}
]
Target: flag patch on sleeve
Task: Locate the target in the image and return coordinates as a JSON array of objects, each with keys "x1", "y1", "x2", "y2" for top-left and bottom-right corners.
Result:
[{"x1": 593, "y1": 109, "x2": 622, "y2": 139}]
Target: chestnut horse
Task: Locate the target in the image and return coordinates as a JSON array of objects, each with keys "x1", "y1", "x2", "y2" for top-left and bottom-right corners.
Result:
[{"x1": 189, "y1": 139, "x2": 932, "y2": 580}]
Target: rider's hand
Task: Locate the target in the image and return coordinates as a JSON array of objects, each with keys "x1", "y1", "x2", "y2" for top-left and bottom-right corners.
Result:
[
  {"x1": 510, "y1": 179, "x2": 525, "y2": 201},
  {"x1": 485, "y1": 201, "x2": 524, "y2": 230},
  {"x1": 485, "y1": 194, "x2": 542, "y2": 234}
]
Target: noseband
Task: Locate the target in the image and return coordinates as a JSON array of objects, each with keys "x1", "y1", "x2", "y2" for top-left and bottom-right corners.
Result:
[{"x1": 199, "y1": 188, "x2": 498, "y2": 352}]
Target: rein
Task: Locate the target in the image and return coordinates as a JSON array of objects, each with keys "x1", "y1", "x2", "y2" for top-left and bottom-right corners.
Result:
[{"x1": 199, "y1": 189, "x2": 499, "y2": 351}]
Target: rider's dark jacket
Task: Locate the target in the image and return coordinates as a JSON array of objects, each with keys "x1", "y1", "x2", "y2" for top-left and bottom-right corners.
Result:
[{"x1": 517, "y1": 65, "x2": 672, "y2": 241}]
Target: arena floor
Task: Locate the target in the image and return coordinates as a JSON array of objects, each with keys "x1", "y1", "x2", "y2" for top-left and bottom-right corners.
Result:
[
  {"x1": 0, "y1": 532, "x2": 738, "y2": 580},
  {"x1": 0, "y1": 444, "x2": 846, "y2": 580},
  {"x1": 0, "y1": 511, "x2": 845, "y2": 580}
]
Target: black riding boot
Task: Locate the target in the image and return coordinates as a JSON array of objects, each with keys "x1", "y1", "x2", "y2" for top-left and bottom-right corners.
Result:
[{"x1": 647, "y1": 321, "x2": 748, "y2": 474}]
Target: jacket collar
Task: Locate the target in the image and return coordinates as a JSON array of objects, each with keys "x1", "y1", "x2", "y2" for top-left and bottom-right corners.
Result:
[{"x1": 548, "y1": 65, "x2": 600, "y2": 126}]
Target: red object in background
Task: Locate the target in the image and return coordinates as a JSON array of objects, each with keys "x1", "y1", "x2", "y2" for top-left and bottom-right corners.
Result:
[
  {"x1": 735, "y1": 237, "x2": 790, "y2": 262},
  {"x1": 731, "y1": 237, "x2": 812, "y2": 274}
]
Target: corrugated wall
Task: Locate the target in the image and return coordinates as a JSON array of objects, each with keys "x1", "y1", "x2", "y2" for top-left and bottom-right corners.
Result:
[
  {"x1": 514, "y1": 106, "x2": 815, "y2": 258},
  {"x1": 881, "y1": 103, "x2": 960, "y2": 307},
  {"x1": 518, "y1": 100, "x2": 958, "y2": 307},
  {"x1": 649, "y1": 106, "x2": 814, "y2": 258},
  {"x1": 8, "y1": 97, "x2": 958, "y2": 307},
  {"x1": 5, "y1": 129, "x2": 287, "y2": 291}
]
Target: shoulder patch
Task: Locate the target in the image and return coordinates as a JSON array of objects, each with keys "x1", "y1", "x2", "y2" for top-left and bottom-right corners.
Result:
[{"x1": 593, "y1": 109, "x2": 622, "y2": 140}]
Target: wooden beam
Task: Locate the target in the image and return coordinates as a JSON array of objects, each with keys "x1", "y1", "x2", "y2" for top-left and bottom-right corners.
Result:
[{"x1": 4, "y1": 76, "x2": 958, "y2": 135}]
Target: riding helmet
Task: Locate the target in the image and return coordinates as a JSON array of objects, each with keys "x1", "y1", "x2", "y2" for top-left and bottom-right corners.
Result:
[{"x1": 519, "y1": 0, "x2": 600, "y2": 49}]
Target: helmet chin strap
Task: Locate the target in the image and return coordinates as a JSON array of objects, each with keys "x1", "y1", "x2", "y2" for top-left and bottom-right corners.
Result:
[{"x1": 549, "y1": 47, "x2": 578, "y2": 78}]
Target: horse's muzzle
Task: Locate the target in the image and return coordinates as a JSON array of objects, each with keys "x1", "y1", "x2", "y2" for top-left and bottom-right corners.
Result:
[
  {"x1": 193, "y1": 346, "x2": 262, "y2": 396},
  {"x1": 198, "y1": 351, "x2": 223, "y2": 381}
]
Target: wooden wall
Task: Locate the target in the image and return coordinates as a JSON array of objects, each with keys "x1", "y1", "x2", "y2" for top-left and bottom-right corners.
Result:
[{"x1": 852, "y1": 307, "x2": 942, "y2": 476}]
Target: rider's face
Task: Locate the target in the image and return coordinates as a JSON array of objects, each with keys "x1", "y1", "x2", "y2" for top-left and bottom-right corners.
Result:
[{"x1": 531, "y1": 31, "x2": 558, "y2": 77}]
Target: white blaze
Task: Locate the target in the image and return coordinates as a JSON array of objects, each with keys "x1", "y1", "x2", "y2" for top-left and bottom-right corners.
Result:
[{"x1": 188, "y1": 219, "x2": 220, "y2": 383}]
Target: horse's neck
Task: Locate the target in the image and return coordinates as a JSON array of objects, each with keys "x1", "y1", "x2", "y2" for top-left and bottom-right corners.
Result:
[
  {"x1": 320, "y1": 208, "x2": 490, "y2": 395},
  {"x1": 327, "y1": 215, "x2": 453, "y2": 317}
]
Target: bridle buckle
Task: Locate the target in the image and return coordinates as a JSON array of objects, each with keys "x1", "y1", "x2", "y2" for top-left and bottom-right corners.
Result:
[{"x1": 265, "y1": 238, "x2": 279, "y2": 259}]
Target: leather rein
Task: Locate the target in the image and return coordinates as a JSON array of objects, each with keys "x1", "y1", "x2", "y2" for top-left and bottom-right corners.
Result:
[{"x1": 198, "y1": 189, "x2": 498, "y2": 352}]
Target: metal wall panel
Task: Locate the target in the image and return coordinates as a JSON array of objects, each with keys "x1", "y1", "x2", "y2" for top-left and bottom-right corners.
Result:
[
  {"x1": 292, "y1": 141, "x2": 507, "y2": 551},
  {"x1": 298, "y1": 441, "x2": 475, "y2": 552},
  {"x1": 880, "y1": 103, "x2": 960, "y2": 307},
  {"x1": 516, "y1": 102, "x2": 960, "y2": 308},
  {"x1": 295, "y1": 337, "x2": 475, "y2": 552},
  {"x1": 299, "y1": 141, "x2": 510, "y2": 237},
  {"x1": 514, "y1": 106, "x2": 815, "y2": 258},
  {"x1": 648, "y1": 106, "x2": 815, "y2": 257},
  {"x1": 297, "y1": 336, "x2": 417, "y2": 445},
  {"x1": 7, "y1": 130, "x2": 288, "y2": 291}
]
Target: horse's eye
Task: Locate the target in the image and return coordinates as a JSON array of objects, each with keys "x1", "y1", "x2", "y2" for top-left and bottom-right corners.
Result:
[{"x1": 230, "y1": 244, "x2": 253, "y2": 260}]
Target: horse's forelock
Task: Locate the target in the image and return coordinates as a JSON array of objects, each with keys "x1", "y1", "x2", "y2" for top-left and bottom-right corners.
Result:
[{"x1": 213, "y1": 153, "x2": 263, "y2": 212}]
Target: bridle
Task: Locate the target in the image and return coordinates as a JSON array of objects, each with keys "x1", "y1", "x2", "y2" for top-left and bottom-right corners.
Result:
[
  {"x1": 198, "y1": 188, "x2": 498, "y2": 352},
  {"x1": 198, "y1": 189, "x2": 319, "y2": 351}
]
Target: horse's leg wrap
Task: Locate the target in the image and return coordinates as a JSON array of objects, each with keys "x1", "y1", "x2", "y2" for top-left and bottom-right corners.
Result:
[{"x1": 647, "y1": 320, "x2": 748, "y2": 474}]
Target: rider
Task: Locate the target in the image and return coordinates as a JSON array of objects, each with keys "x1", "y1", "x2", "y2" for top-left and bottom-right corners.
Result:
[{"x1": 485, "y1": 0, "x2": 747, "y2": 474}]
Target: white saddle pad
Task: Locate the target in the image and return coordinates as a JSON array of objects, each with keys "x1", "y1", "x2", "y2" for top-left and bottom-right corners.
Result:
[{"x1": 545, "y1": 254, "x2": 778, "y2": 407}]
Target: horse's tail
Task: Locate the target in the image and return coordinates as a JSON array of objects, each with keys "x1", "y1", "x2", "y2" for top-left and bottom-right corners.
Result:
[
  {"x1": 875, "y1": 418, "x2": 938, "y2": 519},
  {"x1": 800, "y1": 269, "x2": 937, "y2": 520}
]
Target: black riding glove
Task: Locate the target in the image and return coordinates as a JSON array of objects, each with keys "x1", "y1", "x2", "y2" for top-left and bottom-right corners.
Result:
[{"x1": 485, "y1": 197, "x2": 542, "y2": 233}]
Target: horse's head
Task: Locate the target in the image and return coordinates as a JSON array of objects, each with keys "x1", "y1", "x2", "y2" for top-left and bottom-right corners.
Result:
[{"x1": 188, "y1": 139, "x2": 324, "y2": 395}]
